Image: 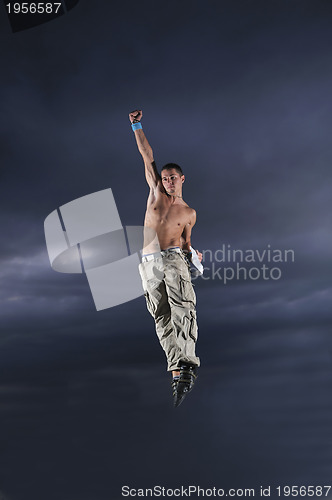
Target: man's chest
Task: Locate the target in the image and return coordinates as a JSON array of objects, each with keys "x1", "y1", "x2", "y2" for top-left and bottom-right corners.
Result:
[{"x1": 147, "y1": 201, "x2": 190, "y2": 227}]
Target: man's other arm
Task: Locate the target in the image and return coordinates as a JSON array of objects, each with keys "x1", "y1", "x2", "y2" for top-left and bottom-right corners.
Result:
[
  {"x1": 181, "y1": 211, "x2": 203, "y2": 262},
  {"x1": 181, "y1": 210, "x2": 196, "y2": 255},
  {"x1": 129, "y1": 109, "x2": 161, "y2": 191}
]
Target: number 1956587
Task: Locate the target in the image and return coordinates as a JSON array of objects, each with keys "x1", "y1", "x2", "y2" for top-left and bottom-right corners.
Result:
[{"x1": 6, "y1": 3, "x2": 62, "y2": 14}]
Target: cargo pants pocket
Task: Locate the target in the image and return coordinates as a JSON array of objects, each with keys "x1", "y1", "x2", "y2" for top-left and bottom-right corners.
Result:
[{"x1": 179, "y1": 276, "x2": 196, "y2": 306}]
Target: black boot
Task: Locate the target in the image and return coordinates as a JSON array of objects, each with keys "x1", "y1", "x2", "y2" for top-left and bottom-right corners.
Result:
[
  {"x1": 174, "y1": 363, "x2": 197, "y2": 407},
  {"x1": 171, "y1": 376, "x2": 180, "y2": 407}
]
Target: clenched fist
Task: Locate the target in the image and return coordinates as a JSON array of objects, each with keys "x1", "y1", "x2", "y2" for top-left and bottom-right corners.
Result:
[{"x1": 129, "y1": 109, "x2": 143, "y2": 124}]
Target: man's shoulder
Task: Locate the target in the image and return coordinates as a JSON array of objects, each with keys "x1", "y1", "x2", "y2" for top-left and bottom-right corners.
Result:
[
  {"x1": 182, "y1": 202, "x2": 196, "y2": 215},
  {"x1": 180, "y1": 203, "x2": 196, "y2": 224},
  {"x1": 189, "y1": 207, "x2": 197, "y2": 223}
]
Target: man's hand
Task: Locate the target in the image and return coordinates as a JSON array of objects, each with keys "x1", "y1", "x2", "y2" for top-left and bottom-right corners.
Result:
[
  {"x1": 129, "y1": 109, "x2": 143, "y2": 124},
  {"x1": 183, "y1": 248, "x2": 203, "y2": 263},
  {"x1": 196, "y1": 250, "x2": 203, "y2": 263}
]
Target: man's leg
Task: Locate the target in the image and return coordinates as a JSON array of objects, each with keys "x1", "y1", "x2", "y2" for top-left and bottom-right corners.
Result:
[
  {"x1": 139, "y1": 256, "x2": 199, "y2": 407},
  {"x1": 163, "y1": 253, "x2": 200, "y2": 370},
  {"x1": 139, "y1": 260, "x2": 187, "y2": 372},
  {"x1": 163, "y1": 253, "x2": 200, "y2": 407}
]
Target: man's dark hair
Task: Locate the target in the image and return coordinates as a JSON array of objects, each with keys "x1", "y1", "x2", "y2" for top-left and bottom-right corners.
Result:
[{"x1": 161, "y1": 163, "x2": 184, "y2": 176}]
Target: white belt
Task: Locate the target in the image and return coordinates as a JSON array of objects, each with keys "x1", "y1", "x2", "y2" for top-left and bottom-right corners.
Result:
[{"x1": 141, "y1": 247, "x2": 182, "y2": 263}]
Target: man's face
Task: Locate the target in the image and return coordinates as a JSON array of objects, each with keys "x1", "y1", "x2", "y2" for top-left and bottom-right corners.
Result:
[{"x1": 161, "y1": 168, "x2": 185, "y2": 195}]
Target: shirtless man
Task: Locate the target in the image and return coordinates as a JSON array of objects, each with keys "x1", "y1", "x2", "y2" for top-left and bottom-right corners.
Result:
[{"x1": 129, "y1": 109, "x2": 202, "y2": 407}]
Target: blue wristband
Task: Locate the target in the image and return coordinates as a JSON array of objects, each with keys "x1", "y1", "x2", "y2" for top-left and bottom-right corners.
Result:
[{"x1": 131, "y1": 122, "x2": 142, "y2": 131}]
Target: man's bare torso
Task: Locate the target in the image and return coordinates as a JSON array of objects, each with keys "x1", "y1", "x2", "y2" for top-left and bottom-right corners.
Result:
[
  {"x1": 143, "y1": 187, "x2": 195, "y2": 254},
  {"x1": 128, "y1": 109, "x2": 196, "y2": 256}
]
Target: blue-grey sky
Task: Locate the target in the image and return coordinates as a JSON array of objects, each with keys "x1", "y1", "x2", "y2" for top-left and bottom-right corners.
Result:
[{"x1": 0, "y1": 1, "x2": 332, "y2": 499}]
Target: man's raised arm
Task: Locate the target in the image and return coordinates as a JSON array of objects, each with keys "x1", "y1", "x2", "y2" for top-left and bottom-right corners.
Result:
[{"x1": 129, "y1": 109, "x2": 161, "y2": 190}]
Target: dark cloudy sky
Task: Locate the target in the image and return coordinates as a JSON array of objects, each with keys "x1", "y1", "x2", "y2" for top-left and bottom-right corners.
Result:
[{"x1": 1, "y1": 1, "x2": 332, "y2": 499}]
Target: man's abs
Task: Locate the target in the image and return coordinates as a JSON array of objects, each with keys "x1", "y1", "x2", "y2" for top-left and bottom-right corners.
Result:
[{"x1": 142, "y1": 201, "x2": 192, "y2": 253}]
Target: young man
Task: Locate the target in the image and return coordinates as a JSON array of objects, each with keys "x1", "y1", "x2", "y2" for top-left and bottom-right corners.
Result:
[{"x1": 129, "y1": 109, "x2": 202, "y2": 407}]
